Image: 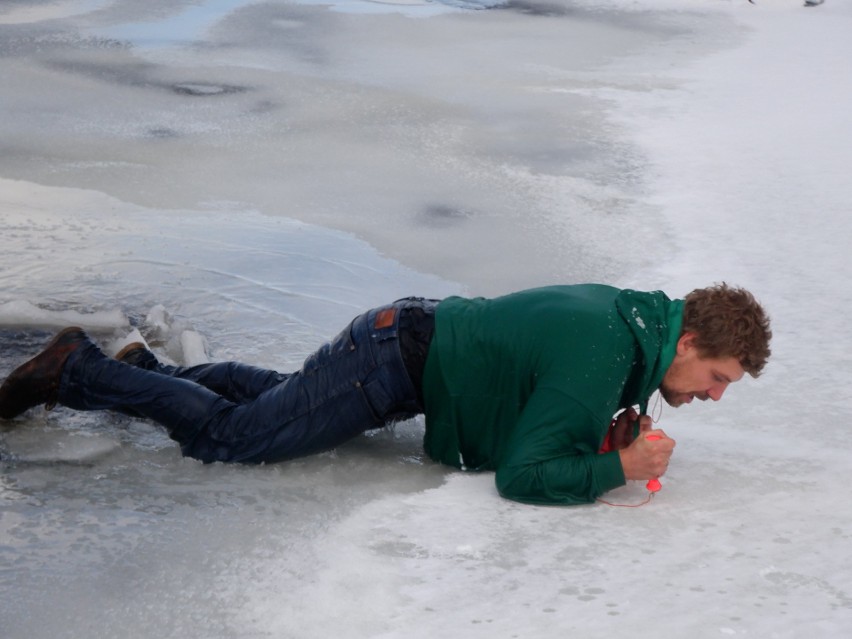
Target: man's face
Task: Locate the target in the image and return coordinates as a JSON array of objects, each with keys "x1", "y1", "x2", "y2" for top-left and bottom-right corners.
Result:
[{"x1": 660, "y1": 332, "x2": 745, "y2": 407}]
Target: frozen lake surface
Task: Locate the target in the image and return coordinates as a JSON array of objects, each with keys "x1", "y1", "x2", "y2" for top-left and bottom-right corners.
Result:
[{"x1": 2, "y1": 1, "x2": 851, "y2": 637}]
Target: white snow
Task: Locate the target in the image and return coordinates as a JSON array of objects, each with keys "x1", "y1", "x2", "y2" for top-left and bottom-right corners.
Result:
[{"x1": 1, "y1": 1, "x2": 851, "y2": 637}]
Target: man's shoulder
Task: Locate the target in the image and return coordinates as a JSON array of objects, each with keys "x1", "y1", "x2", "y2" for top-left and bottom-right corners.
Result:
[
  {"x1": 465, "y1": 283, "x2": 625, "y2": 311},
  {"x1": 511, "y1": 283, "x2": 621, "y2": 300},
  {"x1": 436, "y1": 284, "x2": 635, "y2": 340}
]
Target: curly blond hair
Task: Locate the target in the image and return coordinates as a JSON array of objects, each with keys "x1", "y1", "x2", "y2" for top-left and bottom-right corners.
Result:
[{"x1": 682, "y1": 283, "x2": 772, "y2": 377}]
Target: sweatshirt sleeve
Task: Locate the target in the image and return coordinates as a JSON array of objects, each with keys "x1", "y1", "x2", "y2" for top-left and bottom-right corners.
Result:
[{"x1": 494, "y1": 388, "x2": 625, "y2": 505}]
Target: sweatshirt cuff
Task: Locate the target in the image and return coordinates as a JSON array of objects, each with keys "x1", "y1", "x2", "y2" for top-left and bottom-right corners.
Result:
[{"x1": 591, "y1": 450, "x2": 627, "y2": 496}]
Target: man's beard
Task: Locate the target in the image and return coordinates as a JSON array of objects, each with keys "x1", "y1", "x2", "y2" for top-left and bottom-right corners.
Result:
[
  {"x1": 660, "y1": 382, "x2": 707, "y2": 407},
  {"x1": 659, "y1": 381, "x2": 686, "y2": 407}
]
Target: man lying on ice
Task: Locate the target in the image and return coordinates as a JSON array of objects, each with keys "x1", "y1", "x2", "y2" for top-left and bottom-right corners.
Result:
[{"x1": 0, "y1": 282, "x2": 771, "y2": 505}]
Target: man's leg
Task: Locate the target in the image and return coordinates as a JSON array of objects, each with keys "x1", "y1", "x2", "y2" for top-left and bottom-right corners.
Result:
[
  {"x1": 152, "y1": 361, "x2": 290, "y2": 404},
  {"x1": 116, "y1": 343, "x2": 291, "y2": 403},
  {"x1": 180, "y1": 304, "x2": 422, "y2": 462},
  {"x1": 58, "y1": 302, "x2": 421, "y2": 463}
]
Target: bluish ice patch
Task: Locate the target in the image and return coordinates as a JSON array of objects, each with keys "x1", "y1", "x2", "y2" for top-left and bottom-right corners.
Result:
[
  {"x1": 87, "y1": 0, "x2": 258, "y2": 47},
  {"x1": 86, "y1": 0, "x2": 491, "y2": 48}
]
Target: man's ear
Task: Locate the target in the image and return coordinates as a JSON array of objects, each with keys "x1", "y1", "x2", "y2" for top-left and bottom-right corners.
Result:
[{"x1": 676, "y1": 331, "x2": 698, "y2": 356}]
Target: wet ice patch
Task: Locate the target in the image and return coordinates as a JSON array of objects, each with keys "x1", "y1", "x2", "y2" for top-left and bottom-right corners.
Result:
[
  {"x1": 417, "y1": 203, "x2": 473, "y2": 228},
  {"x1": 0, "y1": 177, "x2": 460, "y2": 364},
  {"x1": 0, "y1": 0, "x2": 112, "y2": 25},
  {"x1": 2, "y1": 428, "x2": 120, "y2": 464},
  {"x1": 171, "y1": 82, "x2": 246, "y2": 96}
]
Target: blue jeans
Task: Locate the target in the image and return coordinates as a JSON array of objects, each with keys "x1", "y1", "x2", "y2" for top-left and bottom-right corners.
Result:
[{"x1": 58, "y1": 300, "x2": 427, "y2": 463}]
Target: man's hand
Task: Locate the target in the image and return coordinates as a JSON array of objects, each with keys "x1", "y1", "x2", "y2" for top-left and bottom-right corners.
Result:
[{"x1": 618, "y1": 428, "x2": 676, "y2": 481}]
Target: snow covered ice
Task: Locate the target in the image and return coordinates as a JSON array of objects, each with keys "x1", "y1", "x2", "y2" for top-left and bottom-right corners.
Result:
[{"x1": 2, "y1": 1, "x2": 852, "y2": 637}]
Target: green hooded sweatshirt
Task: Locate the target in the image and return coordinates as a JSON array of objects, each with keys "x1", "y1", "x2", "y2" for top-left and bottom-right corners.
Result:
[{"x1": 421, "y1": 284, "x2": 683, "y2": 505}]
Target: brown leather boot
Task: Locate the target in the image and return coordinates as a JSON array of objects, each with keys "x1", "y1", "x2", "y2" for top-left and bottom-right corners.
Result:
[
  {"x1": 0, "y1": 327, "x2": 90, "y2": 419},
  {"x1": 114, "y1": 341, "x2": 158, "y2": 370}
]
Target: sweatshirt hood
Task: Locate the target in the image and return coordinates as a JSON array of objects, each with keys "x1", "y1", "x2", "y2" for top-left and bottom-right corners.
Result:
[{"x1": 615, "y1": 289, "x2": 684, "y2": 412}]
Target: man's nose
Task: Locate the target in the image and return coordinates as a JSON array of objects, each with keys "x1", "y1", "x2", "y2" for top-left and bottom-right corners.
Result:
[{"x1": 707, "y1": 383, "x2": 728, "y2": 402}]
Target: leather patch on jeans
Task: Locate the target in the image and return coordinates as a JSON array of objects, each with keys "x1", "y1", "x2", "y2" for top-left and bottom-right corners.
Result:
[{"x1": 374, "y1": 307, "x2": 396, "y2": 330}]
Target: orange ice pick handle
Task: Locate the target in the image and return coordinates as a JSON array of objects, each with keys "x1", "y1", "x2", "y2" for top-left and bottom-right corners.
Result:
[{"x1": 645, "y1": 434, "x2": 662, "y2": 492}]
